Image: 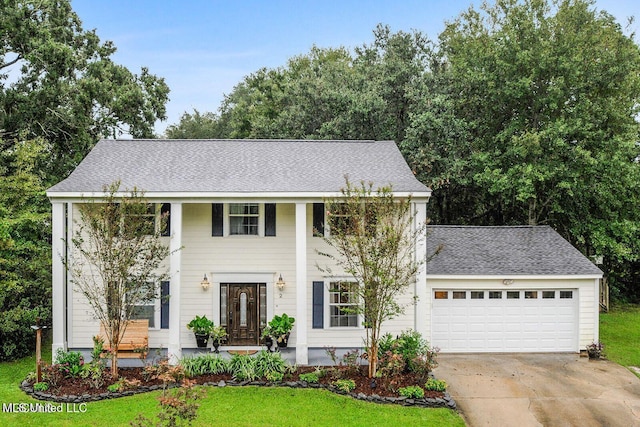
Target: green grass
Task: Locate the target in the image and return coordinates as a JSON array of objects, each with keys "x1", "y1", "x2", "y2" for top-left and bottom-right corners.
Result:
[
  {"x1": 600, "y1": 304, "x2": 640, "y2": 367},
  {"x1": 0, "y1": 344, "x2": 463, "y2": 426}
]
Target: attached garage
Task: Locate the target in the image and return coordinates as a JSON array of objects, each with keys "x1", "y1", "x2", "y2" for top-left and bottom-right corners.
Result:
[{"x1": 426, "y1": 226, "x2": 602, "y2": 353}]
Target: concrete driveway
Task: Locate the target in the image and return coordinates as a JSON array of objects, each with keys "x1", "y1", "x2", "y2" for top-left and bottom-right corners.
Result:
[{"x1": 434, "y1": 353, "x2": 640, "y2": 427}]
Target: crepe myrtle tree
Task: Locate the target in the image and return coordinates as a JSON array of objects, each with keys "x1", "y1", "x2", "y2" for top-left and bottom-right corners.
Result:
[
  {"x1": 67, "y1": 181, "x2": 171, "y2": 376},
  {"x1": 317, "y1": 179, "x2": 436, "y2": 378}
]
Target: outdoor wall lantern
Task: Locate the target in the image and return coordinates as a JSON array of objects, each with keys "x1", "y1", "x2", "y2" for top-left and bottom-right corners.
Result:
[
  {"x1": 200, "y1": 274, "x2": 211, "y2": 290},
  {"x1": 276, "y1": 274, "x2": 286, "y2": 291}
]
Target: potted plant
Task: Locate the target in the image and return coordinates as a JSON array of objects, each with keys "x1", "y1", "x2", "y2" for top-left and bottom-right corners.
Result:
[
  {"x1": 261, "y1": 326, "x2": 275, "y2": 352},
  {"x1": 187, "y1": 315, "x2": 215, "y2": 348},
  {"x1": 210, "y1": 325, "x2": 228, "y2": 353},
  {"x1": 586, "y1": 341, "x2": 604, "y2": 360},
  {"x1": 264, "y1": 313, "x2": 295, "y2": 348}
]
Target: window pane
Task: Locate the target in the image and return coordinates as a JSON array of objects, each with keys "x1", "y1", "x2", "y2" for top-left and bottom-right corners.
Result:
[
  {"x1": 329, "y1": 281, "x2": 358, "y2": 327},
  {"x1": 230, "y1": 216, "x2": 258, "y2": 235},
  {"x1": 560, "y1": 291, "x2": 573, "y2": 299},
  {"x1": 259, "y1": 284, "x2": 267, "y2": 328},
  {"x1": 434, "y1": 291, "x2": 448, "y2": 299},
  {"x1": 132, "y1": 305, "x2": 155, "y2": 328},
  {"x1": 525, "y1": 291, "x2": 538, "y2": 299},
  {"x1": 507, "y1": 291, "x2": 520, "y2": 299},
  {"x1": 470, "y1": 291, "x2": 484, "y2": 299},
  {"x1": 453, "y1": 291, "x2": 466, "y2": 299},
  {"x1": 220, "y1": 285, "x2": 227, "y2": 326},
  {"x1": 240, "y1": 292, "x2": 247, "y2": 327},
  {"x1": 489, "y1": 291, "x2": 502, "y2": 299},
  {"x1": 542, "y1": 291, "x2": 555, "y2": 299}
]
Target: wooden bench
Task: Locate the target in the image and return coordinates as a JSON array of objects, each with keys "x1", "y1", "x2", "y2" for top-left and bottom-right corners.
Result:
[{"x1": 100, "y1": 319, "x2": 149, "y2": 359}]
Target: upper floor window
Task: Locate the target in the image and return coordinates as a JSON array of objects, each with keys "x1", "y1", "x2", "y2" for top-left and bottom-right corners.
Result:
[{"x1": 229, "y1": 203, "x2": 259, "y2": 235}]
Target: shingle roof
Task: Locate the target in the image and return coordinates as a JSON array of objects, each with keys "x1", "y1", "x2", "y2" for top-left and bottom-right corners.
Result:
[
  {"x1": 48, "y1": 139, "x2": 430, "y2": 195},
  {"x1": 426, "y1": 225, "x2": 602, "y2": 276}
]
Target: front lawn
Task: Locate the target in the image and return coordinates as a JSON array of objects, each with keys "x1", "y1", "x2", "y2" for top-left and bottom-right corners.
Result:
[
  {"x1": 0, "y1": 346, "x2": 463, "y2": 426},
  {"x1": 600, "y1": 304, "x2": 640, "y2": 368}
]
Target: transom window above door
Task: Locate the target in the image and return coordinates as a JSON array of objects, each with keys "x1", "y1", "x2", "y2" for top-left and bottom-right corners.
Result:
[{"x1": 229, "y1": 203, "x2": 259, "y2": 235}]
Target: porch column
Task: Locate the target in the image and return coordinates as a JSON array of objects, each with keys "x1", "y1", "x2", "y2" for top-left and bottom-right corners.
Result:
[
  {"x1": 168, "y1": 202, "x2": 182, "y2": 363},
  {"x1": 51, "y1": 201, "x2": 67, "y2": 358},
  {"x1": 295, "y1": 202, "x2": 308, "y2": 364},
  {"x1": 414, "y1": 202, "x2": 428, "y2": 337}
]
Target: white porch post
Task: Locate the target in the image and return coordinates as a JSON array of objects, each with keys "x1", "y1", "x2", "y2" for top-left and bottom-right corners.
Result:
[
  {"x1": 295, "y1": 202, "x2": 308, "y2": 365},
  {"x1": 414, "y1": 202, "x2": 428, "y2": 337},
  {"x1": 168, "y1": 202, "x2": 183, "y2": 364},
  {"x1": 51, "y1": 201, "x2": 67, "y2": 358}
]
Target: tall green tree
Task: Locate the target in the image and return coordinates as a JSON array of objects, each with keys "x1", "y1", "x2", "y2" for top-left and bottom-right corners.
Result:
[
  {"x1": 175, "y1": 26, "x2": 430, "y2": 142},
  {"x1": 0, "y1": 138, "x2": 51, "y2": 361},
  {"x1": 0, "y1": 0, "x2": 170, "y2": 179},
  {"x1": 413, "y1": 0, "x2": 640, "y2": 296}
]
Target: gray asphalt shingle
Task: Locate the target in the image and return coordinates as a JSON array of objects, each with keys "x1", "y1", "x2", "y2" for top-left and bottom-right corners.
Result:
[
  {"x1": 48, "y1": 139, "x2": 430, "y2": 194},
  {"x1": 426, "y1": 225, "x2": 602, "y2": 276}
]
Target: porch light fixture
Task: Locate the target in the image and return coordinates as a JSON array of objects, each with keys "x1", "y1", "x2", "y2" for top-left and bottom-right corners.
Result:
[
  {"x1": 200, "y1": 274, "x2": 211, "y2": 290},
  {"x1": 276, "y1": 274, "x2": 286, "y2": 291},
  {"x1": 502, "y1": 279, "x2": 514, "y2": 286}
]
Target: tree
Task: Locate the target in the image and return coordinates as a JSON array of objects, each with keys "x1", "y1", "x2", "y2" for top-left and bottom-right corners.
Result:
[
  {"x1": 317, "y1": 180, "x2": 428, "y2": 378},
  {"x1": 165, "y1": 109, "x2": 226, "y2": 139},
  {"x1": 0, "y1": 0, "x2": 169, "y2": 179},
  {"x1": 170, "y1": 26, "x2": 430, "y2": 143},
  {"x1": 416, "y1": 0, "x2": 640, "y2": 298},
  {"x1": 0, "y1": 137, "x2": 51, "y2": 360},
  {"x1": 68, "y1": 183, "x2": 170, "y2": 376}
]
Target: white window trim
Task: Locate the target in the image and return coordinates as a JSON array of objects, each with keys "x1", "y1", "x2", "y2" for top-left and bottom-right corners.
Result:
[
  {"x1": 324, "y1": 278, "x2": 363, "y2": 329},
  {"x1": 223, "y1": 203, "x2": 264, "y2": 237}
]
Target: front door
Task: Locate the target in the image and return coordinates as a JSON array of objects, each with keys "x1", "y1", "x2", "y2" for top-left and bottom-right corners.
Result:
[{"x1": 227, "y1": 284, "x2": 258, "y2": 345}]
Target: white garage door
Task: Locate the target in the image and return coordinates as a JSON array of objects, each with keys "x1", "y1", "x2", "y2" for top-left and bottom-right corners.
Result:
[{"x1": 432, "y1": 289, "x2": 578, "y2": 352}]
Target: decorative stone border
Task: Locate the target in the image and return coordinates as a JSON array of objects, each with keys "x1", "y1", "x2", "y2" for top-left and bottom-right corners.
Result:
[{"x1": 21, "y1": 379, "x2": 456, "y2": 410}]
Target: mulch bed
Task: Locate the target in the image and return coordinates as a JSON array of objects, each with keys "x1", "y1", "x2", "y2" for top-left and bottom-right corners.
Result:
[{"x1": 21, "y1": 365, "x2": 455, "y2": 409}]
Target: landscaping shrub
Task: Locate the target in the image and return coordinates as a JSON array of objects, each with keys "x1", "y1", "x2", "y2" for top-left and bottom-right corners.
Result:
[
  {"x1": 180, "y1": 354, "x2": 230, "y2": 377},
  {"x1": 229, "y1": 354, "x2": 258, "y2": 381},
  {"x1": 425, "y1": 378, "x2": 447, "y2": 392},
  {"x1": 299, "y1": 372, "x2": 319, "y2": 383},
  {"x1": 377, "y1": 330, "x2": 439, "y2": 375},
  {"x1": 54, "y1": 348, "x2": 85, "y2": 378},
  {"x1": 398, "y1": 385, "x2": 425, "y2": 398},
  {"x1": 333, "y1": 379, "x2": 356, "y2": 393},
  {"x1": 254, "y1": 350, "x2": 287, "y2": 379}
]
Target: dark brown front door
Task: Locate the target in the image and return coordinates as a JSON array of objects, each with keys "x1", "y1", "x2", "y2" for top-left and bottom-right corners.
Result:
[{"x1": 227, "y1": 284, "x2": 258, "y2": 345}]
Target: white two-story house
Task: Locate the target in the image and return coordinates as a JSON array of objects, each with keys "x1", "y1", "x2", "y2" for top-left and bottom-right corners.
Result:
[{"x1": 47, "y1": 139, "x2": 602, "y2": 364}]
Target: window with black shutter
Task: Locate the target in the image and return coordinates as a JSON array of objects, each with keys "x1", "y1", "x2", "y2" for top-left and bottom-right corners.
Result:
[
  {"x1": 212, "y1": 203, "x2": 223, "y2": 236},
  {"x1": 312, "y1": 281, "x2": 324, "y2": 328},
  {"x1": 160, "y1": 281, "x2": 170, "y2": 329},
  {"x1": 313, "y1": 203, "x2": 325, "y2": 237},
  {"x1": 265, "y1": 203, "x2": 276, "y2": 236}
]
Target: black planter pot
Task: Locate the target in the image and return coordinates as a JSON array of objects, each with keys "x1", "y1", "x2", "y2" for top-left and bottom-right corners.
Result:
[
  {"x1": 195, "y1": 334, "x2": 209, "y2": 348},
  {"x1": 276, "y1": 333, "x2": 290, "y2": 348},
  {"x1": 264, "y1": 336, "x2": 274, "y2": 352},
  {"x1": 212, "y1": 340, "x2": 221, "y2": 353}
]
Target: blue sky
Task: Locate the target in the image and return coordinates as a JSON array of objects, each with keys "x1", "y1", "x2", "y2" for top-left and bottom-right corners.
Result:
[{"x1": 71, "y1": 0, "x2": 639, "y2": 135}]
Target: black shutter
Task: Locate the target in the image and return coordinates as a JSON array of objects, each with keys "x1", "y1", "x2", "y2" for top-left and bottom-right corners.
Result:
[
  {"x1": 265, "y1": 203, "x2": 276, "y2": 236},
  {"x1": 160, "y1": 281, "x2": 170, "y2": 329},
  {"x1": 312, "y1": 281, "x2": 324, "y2": 329},
  {"x1": 212, "y1": 203, "x2": 223, "y2": 236},
  {"x1": 160, "y1": 203, "x2": 171, "y2": 236},
  {"x1": 313, "y1": 203, "x2": 324, "y2": 237}
]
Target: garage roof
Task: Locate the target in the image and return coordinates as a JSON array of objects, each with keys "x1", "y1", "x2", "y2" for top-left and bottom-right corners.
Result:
[{"x1": 426, "y1": 225, "x2": 602, "y2": 276}]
